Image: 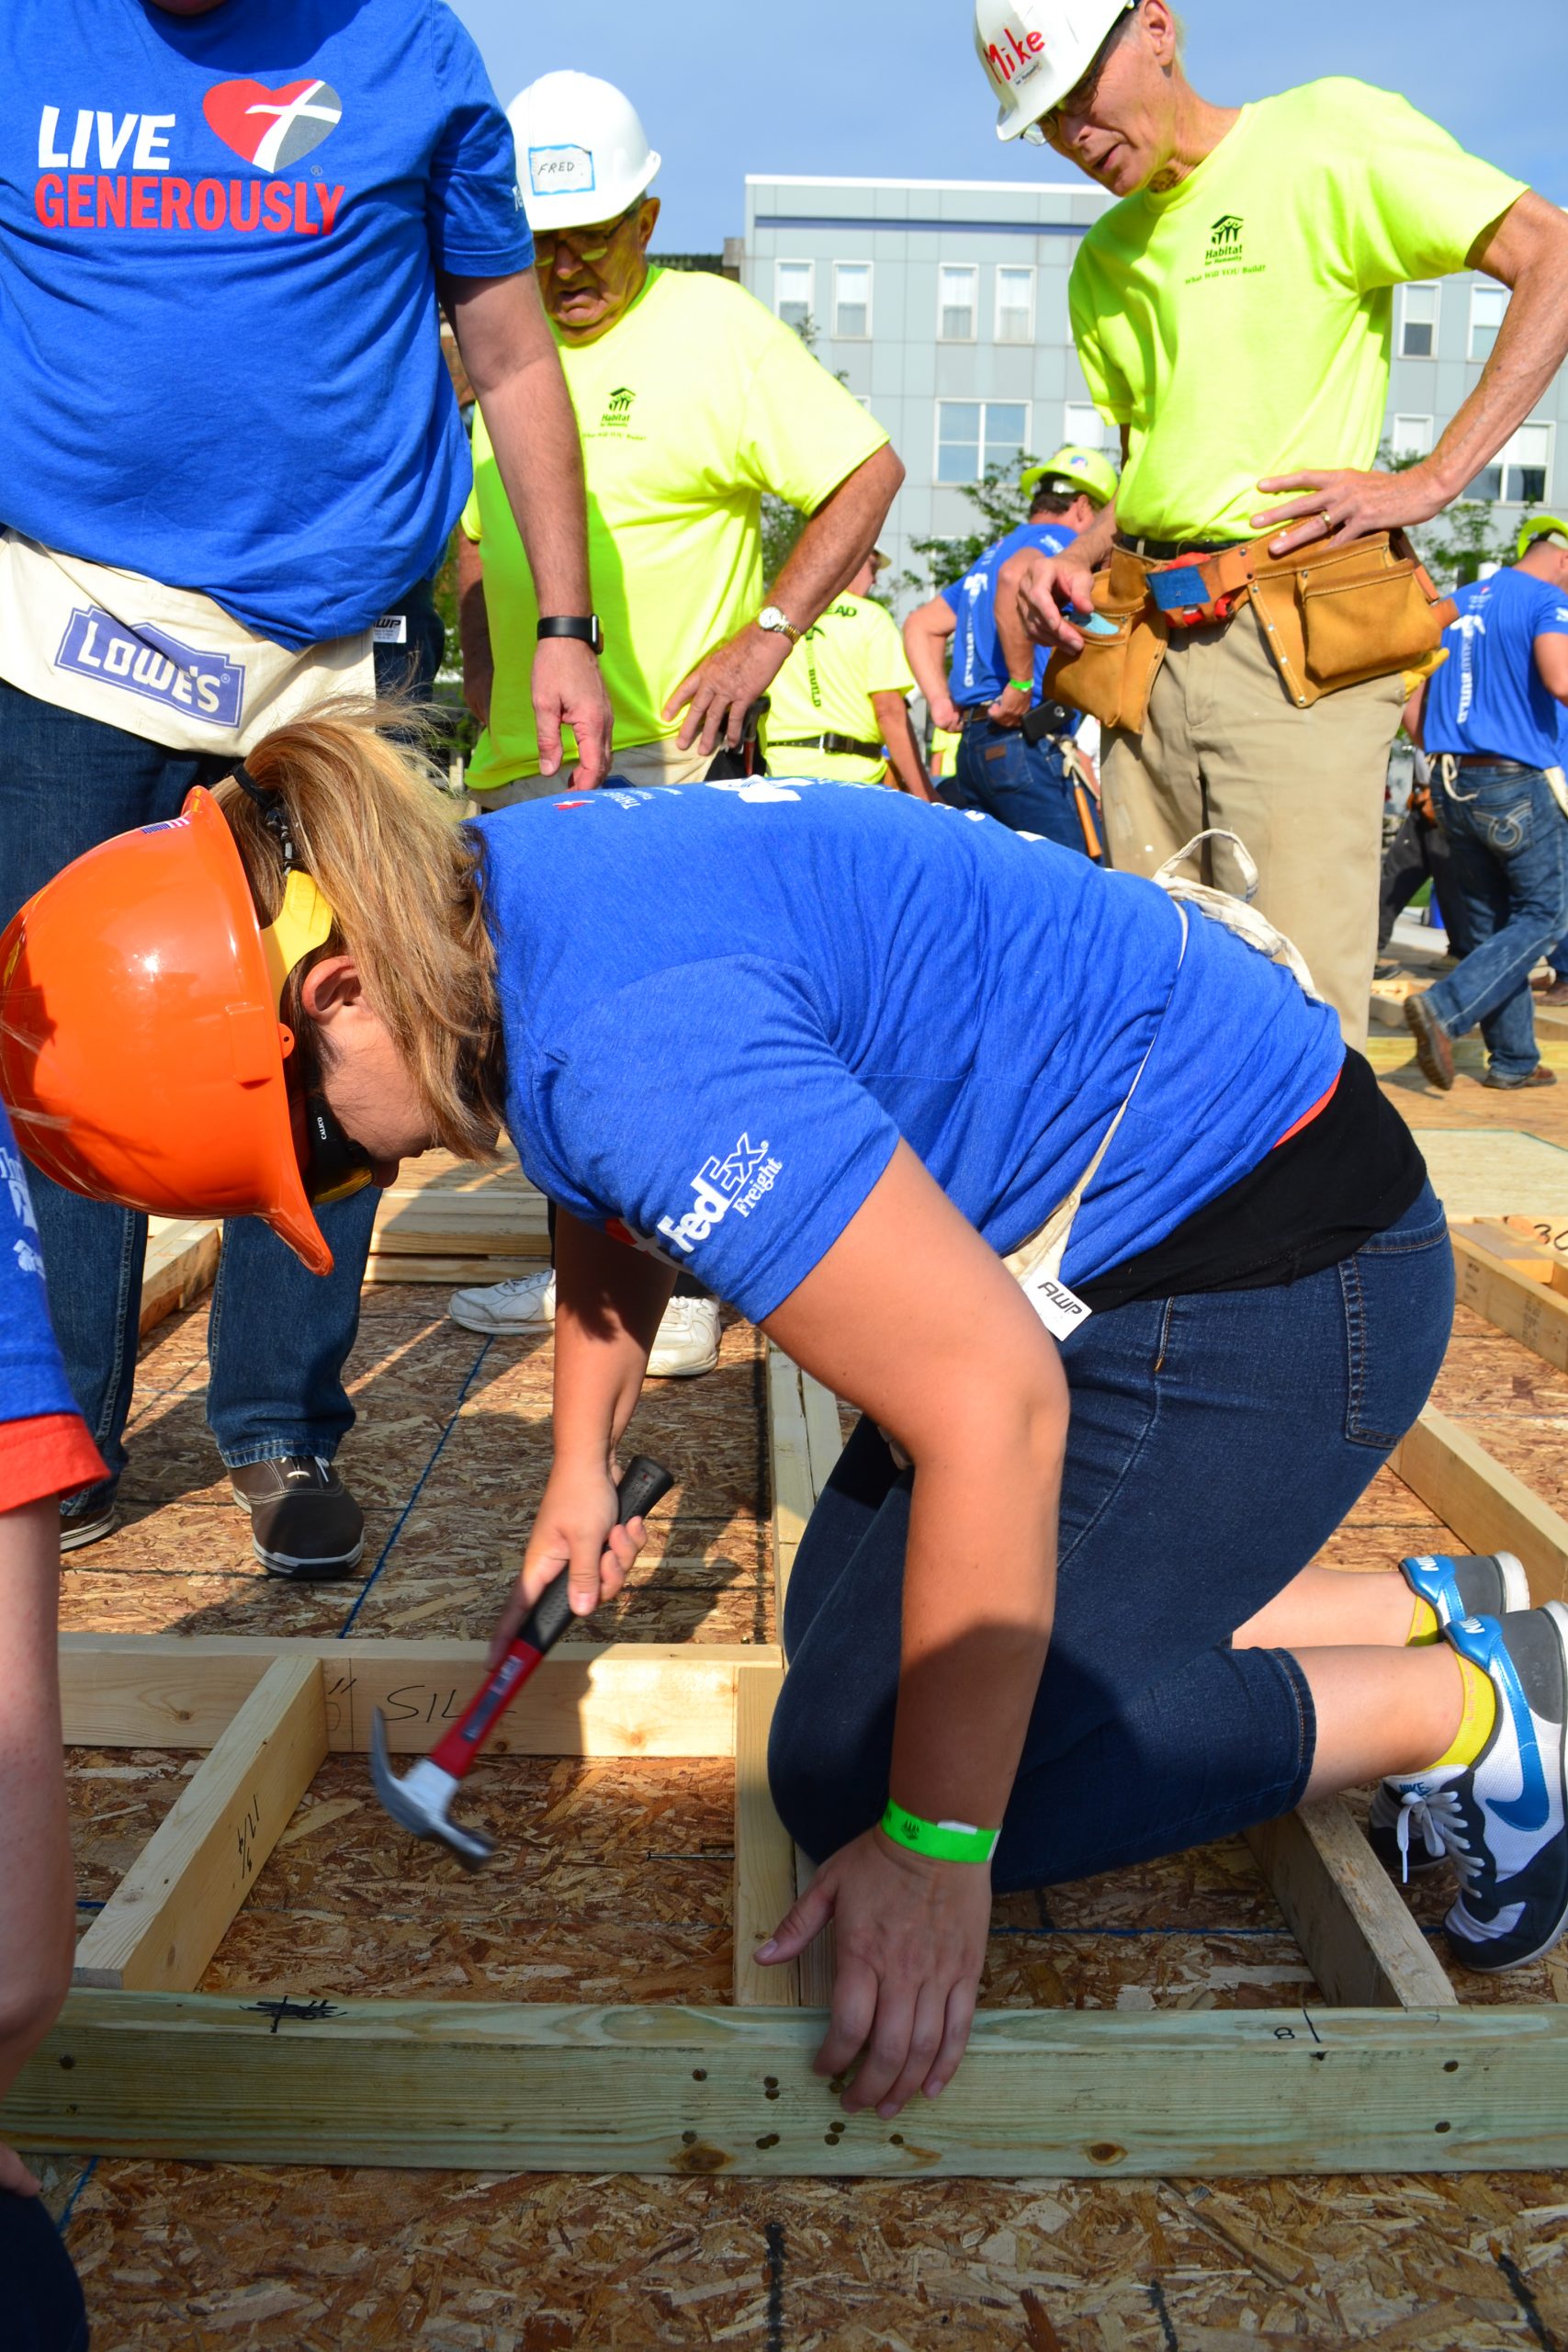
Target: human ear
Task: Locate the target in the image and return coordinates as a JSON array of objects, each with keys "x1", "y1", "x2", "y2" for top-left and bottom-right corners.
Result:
[
  {"x1": 298, "y1": 955, "x2": 365, "y2": 1023},
  {"x1": 637, "y1": 195, "x2": 662, "y2": 251}
]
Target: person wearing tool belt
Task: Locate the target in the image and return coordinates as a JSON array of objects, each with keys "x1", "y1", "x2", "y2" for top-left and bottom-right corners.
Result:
[
  {"x1": 15, "y1": 707, "x2": 1568, "y2": 2119},
  {"x1": 765, "y1": 549, "x2": 932, "y2": 797},
  {"x1": 1402, "y1": 519, "x2": 1568, "y2": 1094},
  {"x1": 904, "y1": 447, "x2": 1114, "y2": 848},
  {"x1": 976, "y1": 0, "x2": 1568, "y2": 1050}
]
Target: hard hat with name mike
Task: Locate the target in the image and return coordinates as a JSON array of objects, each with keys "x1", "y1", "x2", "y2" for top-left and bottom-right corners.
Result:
[
  {"x1": 974, "y1": 0, "x2": 1134, "y2": 141},
  {"x1": 1021, "y1": 444, "x2": 1120, "y2": 509},
  {"x1": 509, "y1": 72, "x2": 661, "y2": 234}
]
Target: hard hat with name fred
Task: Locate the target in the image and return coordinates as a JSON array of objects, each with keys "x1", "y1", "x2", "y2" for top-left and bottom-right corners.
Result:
[
  {"x1": 1518, "y1": 513, "x2": 1568, "y2": 560},
  {"x1": 974, "y1": 0, "x2": 1135, "y2": 141},
  {"x1": 1021, "y1": 444, "x2": 1119, "y2": 508},
  {"x1": 509, "y1": 72, "x2": 660, "y2": 234}
]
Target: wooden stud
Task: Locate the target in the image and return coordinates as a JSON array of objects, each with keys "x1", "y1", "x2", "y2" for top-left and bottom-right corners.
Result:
[
  {"x1": 73, "y1": 1657, "x2": 327, "y2": 1993},
  {"x1": 793, "y1": 1851, "x2": 837, "y2": 2010},
  {"x1": 732, "y1": 1664, "x2": 798, "y2": 2007},
  {"x1": 365, "y1": 1251, "x2": 547, "y2": 1285},
  {"x1": 59, "y1": 1635, "x2": 773, "y2": 1758},
  {"x1": 1393, "y1": 1407, "x2": 1568, "y2": 1607},
  {"x1": 1451, "y1": 1227, "x2": 1568, "y2": 1376},
  {"x1": 11, "y1": 1991, "x2": 1568, "y2": 2177},
  {"x1": 766, "y1": 1344, "x2": 817, "y2": 1614},
  {"x1": 1245, "y1": 1801, "x2": 1457, "y2": 2011},
  {"x1": 139, "y1": 1216, "x2": 220, "y2": 1339}
]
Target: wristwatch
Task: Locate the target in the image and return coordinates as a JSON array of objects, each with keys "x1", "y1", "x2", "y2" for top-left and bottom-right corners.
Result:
[
  {"x1": 757, "y1": 604, "x2": 803, "y2": 645},
  {"x1": 536, "y1": 615, "x2": 604, "y2": 655}
]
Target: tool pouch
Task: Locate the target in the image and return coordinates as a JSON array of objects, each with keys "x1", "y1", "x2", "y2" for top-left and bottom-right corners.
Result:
[
  {"x1": 1292, "y1": 533, "x2": 1451, "y2": 700},
  {"x1": 1045, "y1": 547, "x2": 1168, "y2": 734}
]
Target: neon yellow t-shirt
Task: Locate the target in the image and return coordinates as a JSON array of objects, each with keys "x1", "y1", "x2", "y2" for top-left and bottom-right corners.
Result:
[
  {"x1": 764, "y1": 594, "x2": 916, "y2": 784},
  {"x1": 463, "y1": 266, "x2": 888, "y2": 790},
  {"x1": 1069, "y1": 80, "x2": 1526, "y2": 545}
]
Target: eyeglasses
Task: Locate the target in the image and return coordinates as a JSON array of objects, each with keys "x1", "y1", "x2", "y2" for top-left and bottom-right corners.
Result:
[
  {"x1": 300, "y1": 1083, "x2": 373, "y2": 1205},
  {"x1": 533, "y1": 200, "x2": 642, "y2": 267},
  {"x1": 1022, "y1": 3, "x2": 1136, "y2": 145}
]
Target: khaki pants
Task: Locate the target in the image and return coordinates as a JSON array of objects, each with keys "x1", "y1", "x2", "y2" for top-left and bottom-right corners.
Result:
[
  {"x1": 1100, "y1": 599, "x2": 1403, "y2": 1051},
  {"x1": 470, "y1": 737, "x2": 712, "y2": 808}
]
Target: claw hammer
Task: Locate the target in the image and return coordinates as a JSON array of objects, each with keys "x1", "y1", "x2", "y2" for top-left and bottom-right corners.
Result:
[{"x1": 369, "y1": 1455, "x2": 673, "y2": 1868}]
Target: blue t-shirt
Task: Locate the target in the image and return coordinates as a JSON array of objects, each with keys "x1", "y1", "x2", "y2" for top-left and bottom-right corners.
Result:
[
  {"x1": 940, "y1": 521, "x2": 1071, "y2": 706},
  {"x1": 475, "y1": 779, "x2": 1343, "y2": 1325},
  {"x1": 1, "y1": 1102, "x2": 78, "y2": 1428},
  {"x1": 0, "y1": 0, "x2": 531, "y2": 650},
  {"x1": 1424, "y1": 568, "x2": 1568, "y2": 771}
]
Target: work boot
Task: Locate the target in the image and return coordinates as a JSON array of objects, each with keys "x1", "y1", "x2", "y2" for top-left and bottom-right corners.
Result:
[
  {"x1": 1483, "y1": 1065, "x2": 1557, "y2": 1091},
  {"x1": 1404, "y1": 994, "x2": 1455, "y2": 1091},
  {"x1": 59, "y1": 1497, "x2": 118, "y2": 1554},
  {"x1": 231, "y1": 1456, "x2": 365, "y2": 1580},
  {"x1": 448, "y1": 1269, "x2": 555, "y2": 1334},
  {"x1": 647, "y1": 1295, "x2": 722, "y2": 1377}
]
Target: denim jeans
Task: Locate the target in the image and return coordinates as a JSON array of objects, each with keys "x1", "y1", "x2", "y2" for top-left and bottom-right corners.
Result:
[
  {"x1": 1427, "y1": 763, "x2": 1568, "y2": 1080},
  {"x1": 943, "y1": 719, "x2": 1088, "y2": 853},
  {"x1": 0, "y1": 603, "x2": 440, "y2": 1508},
  {"x1": 771, "y1": 1182, "x2": 1453, "y2": 1885},
  {"x1": 0, "y1": 2192, "x2": 90, "y2": 2352}
]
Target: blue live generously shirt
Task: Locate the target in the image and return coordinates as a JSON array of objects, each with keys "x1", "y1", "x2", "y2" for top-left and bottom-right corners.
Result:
[
  {"x1": 475, "y1": 778, "x2": 1344, "y2": 1325},
  {"x1": 941, "y1": 522, "x2": 1071, "y2": 706},
  {"x1": 1, "y1": 1102, "x2": 78, "y2": 1427},
  {"x1": 1425, "y1": 568, "x2": 1568, "y2": 772},
  {"x1": 0, "y1": 0, "x2": 531, "y2": 650}
]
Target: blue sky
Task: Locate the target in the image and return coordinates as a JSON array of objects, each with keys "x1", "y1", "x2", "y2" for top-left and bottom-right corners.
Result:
[{"x1": 450, "y1": 1, "x2": 1564, "y2": 252}]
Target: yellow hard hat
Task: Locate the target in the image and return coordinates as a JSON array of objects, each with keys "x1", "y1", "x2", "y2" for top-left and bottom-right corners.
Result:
[
  {"x1": 1021, "y1": 445, "x2": 1118, "y2": 509},
  {"x1": 1518, "y1": 513, "x2": 1568, "y2": 560}
]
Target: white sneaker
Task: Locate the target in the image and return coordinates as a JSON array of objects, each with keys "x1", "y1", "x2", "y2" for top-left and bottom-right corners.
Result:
[
  {"x1": 448, "y1": 1269, "x2": 556, "y2": 1335},
  {"x1": 647, "y1": 1294, "x2": 721, "y2": 1377}
]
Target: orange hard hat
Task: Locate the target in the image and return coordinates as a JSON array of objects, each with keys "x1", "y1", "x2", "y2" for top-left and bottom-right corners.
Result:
[{"x1": 0, "y1": 787, "x2": 336, "y2": 1274}]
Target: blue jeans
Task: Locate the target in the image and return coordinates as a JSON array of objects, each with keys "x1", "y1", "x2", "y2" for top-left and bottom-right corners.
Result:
[
  {"x1": 0, "y1": 2191, "x2": 89, "y2": 2352},
  {"x1": 771, "y1": 1182, "x2": 1453, "y2": 1883},
  {"x1": 1427, "y1": 764, "x2": 1568, "y2": 1080},
  {"x1": 0, "y1": 605, "x2": 439, "y2": 1508},
  {"x1": 944, "y1": 719, "x2": 1088, "y2": 853}
]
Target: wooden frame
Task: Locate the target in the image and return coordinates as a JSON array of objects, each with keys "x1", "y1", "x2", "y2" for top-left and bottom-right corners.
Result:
[{"x1": 10, "y1": 1348, "x2": 1568, "y2": 2177}]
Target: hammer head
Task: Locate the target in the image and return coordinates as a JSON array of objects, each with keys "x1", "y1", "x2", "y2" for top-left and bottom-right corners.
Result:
[{"x1": 369, "y1": 1708, "x2": 495, "y2": 1871}]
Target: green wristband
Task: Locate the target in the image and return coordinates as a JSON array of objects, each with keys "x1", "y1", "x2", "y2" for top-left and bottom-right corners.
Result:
[
  {"x1": 1005, "y1": 677, "x2": 1032, "y2": 695},
  {"x1": 881, "y1": 1800, "x2": 999, "y2": 1865}
]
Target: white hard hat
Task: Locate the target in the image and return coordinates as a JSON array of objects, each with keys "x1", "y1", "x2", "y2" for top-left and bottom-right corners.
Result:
[
  {"x1": 507, "y1": 72, "x2": 660, "y2": 233},
  {"x1": 974, "y1": 0, "x2": 1133, "y2": 141}
]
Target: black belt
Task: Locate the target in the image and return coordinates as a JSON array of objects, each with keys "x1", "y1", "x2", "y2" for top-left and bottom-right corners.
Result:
[
  {"x1": 769, "y1": 731, "x2": 883, "y2": 762},
  {"x1": 1114, "y1": 532, "x2": 1246, "y2": 560}
]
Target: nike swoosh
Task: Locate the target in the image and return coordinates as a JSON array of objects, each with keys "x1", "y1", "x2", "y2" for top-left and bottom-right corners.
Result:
[{"x1": 1485, "y1": 1632, "x2": 1551, "y2": 1835}]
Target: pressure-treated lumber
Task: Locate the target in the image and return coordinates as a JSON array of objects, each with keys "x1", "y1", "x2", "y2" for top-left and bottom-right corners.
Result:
[
  {"x1": 73, "y1": 1658, "x2": 327, "y2": 1993},
  {"x1": 1245, "y1": 1800, "x2": 1457, "y2": 2011},
  {"x1": 139, "y1": 1216, "x2": 220, "y2": 1338},
  {"x1": 365, "y1": 1251, "x2": 547, "y2": 1286},
  {"x1": 11, "y1": 1991, "x2": 1567, "y2": 2177},
  {"x1": 1451, "y1": 1226, "x2": 1568, "y2": 1375},
  {"x1": 732, "y1": 1664, "x2": 798, "y2": 2007},
  {"x1": 59, "y1": 1634, "x2": 773, "y2": 1758},
  {"x1": 1393, "y1": 1407, "x2": 1568, "y2": 1606},
  {"x1": 370, "y1": 1184, "x2": 548, "y2": 1263}
]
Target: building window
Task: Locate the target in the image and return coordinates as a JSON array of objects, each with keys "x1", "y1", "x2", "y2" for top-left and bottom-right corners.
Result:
[
  {"x1": 1466, "y1": 421, "x2": 1552, "y2": 505},
  {"x1": 995, "y1": 266, "x2": 1035, "y2": 344},
  {"x1": 936, "y1": 399, "x2": 1030, "y2": 484},
  {"x1": 938, "y1": 264, "x2": 978, "y2": 342},
  {"x1": 1400, "y1": 283, "x2": 1438, "y2": 359},
  {"x1": 1392, "y1": 413, "x2": 1435, "y2": 460},
  {"x1": 775, "y1": 260, "x2": 813, "y2": 332},
  {"x1": 1469, "y1": 283, "x2": 1506, "y2": 363},
  {"x1": 1064, "y1": 401, "x2": 1116, "y2": 453},
  {"x1": 833, "y1": 261, "x2": 871, "y2": 339}
]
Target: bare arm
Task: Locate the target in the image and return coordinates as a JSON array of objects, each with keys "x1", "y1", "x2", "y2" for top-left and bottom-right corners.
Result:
[
  {"x1": 1256, "y1": 191, "x2": 1568, "y2": 555},
  {"x1": 991, "y1": 554, "x2": 1043, "y2": 726},
  {"x1": 903, "y1": 597, "x2": 962, "y2": 734},
  {"x1": 1536, "y1": 634, "x2": 1568, "y2": 704},
  {"x1": 443, "y1": 271, "x2": 612, "y2": 786},
  {"x1": 1010, "y1": 497, "x2": 1120, "y2": 656},
  {"x1": 665, "y1": 444, "x2": 906, "y2": 755},
  {"x1": 873, "y1": 691, "x2": 933, "y2": 801},
  {"x1": 456, "y1": 530, "x2": 493, "y2": 729}
]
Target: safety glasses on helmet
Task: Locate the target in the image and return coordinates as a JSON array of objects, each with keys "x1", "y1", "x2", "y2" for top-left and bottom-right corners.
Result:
[{"x1": 1022, "y1": 1, "x2": 1136, "y2": 143}]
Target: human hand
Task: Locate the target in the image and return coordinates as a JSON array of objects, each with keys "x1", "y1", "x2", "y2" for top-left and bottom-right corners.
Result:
[
  {"x1": 1013, "y1": 551, "x2": 1100, "y2": 654},
  {"x1": 0, "y1": 2143, "x2": 40, "y2": 2197},
  {"x1": 487, "y1": 1460, "x2": 650, "y2": 1662},
  {"x1": 755, "y1": 1826, "x2": 991, "y2": 2118},
  {"x1": 462, "y1": 661, "x2": 493, "y2": 731},
  {"x1": 532, "y1": 637, "x2": 613, "y2": 788},
  {"x1": 664, "y1": 625, "x2": 792, "y2": 755},
  {"x1": 986, "y1": 683, "x2": 1032, "y2": 729},
  {"x1": 929, "y1": 692, "x2": 962, "y2": 735},
  {"x1": 1251, "y1": 462, "x2": 1452, "y2": 558}
]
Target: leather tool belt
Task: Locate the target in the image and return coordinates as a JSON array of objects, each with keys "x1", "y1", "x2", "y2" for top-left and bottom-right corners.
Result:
[
  {"x1": 1047, "y1": 528, "x2": 1458, "y2": 736},
  {"x1": 769, "y1": 729, "x2": 883, "y2": 762}
]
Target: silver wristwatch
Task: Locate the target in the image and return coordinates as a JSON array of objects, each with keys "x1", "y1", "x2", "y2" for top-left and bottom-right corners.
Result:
[{"x1": 757, "y1": 604, "x2": 803, "y2": 645}]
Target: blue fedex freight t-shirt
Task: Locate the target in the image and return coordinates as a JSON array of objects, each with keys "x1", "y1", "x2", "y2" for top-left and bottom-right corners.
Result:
[
  {"x1": 1425, "y1": 570, "x2": 1568, "y2": 772},
  {"x1": 1, "y1": 1101, "x2": 78, "y2": 1428},
  {"x1": 0, "y1": 0, "x2": 531, "y2": 650},
  {"x1": 941, "y1": 522, "x2": 1072, "y2": 707},
  {"x1": 475, "y1": 780, "x2": 1344, "y2": 1325}
]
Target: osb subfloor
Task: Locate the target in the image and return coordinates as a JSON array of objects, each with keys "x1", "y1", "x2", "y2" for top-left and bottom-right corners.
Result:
[{"x1": 38, "y1": 1072, "x2": 1568, "y2": 2349}]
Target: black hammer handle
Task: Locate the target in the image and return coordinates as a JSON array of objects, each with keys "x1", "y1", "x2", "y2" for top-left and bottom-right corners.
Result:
[{"x1": 518, "y1": 1455, "x2": 674, "y2": 1656}]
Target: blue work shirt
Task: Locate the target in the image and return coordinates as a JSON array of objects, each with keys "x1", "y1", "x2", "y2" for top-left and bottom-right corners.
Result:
[
  {"x1": 941, "y1": 522, "x2": 1072, "y2": 707},
  {"x1": 475, "y1": 778, "x2": 1342, "y2": 1326},
  {"x1": 1425, "y1": 568, "x2": 1568, "y2": 771},
  {"x1": 1, "y1": 1101, "x2": 79, "y2": 1427}
]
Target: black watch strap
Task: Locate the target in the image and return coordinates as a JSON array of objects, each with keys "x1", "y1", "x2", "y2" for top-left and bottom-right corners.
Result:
[{"x1": 536, "y1": 614, "x2": 604, "y2": 655}]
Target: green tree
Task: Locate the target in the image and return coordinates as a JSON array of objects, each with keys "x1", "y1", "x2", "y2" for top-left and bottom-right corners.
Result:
[
  {"x1": 1383, "y1": 444, "x2": 1530, "y2": 589},
  {"x1": 892, "y1": 458, "x2": 1044, "y2": 600}
]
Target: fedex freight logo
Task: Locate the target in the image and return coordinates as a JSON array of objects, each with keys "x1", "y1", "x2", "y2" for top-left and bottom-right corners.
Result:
[
  {"x1": 56, "y1": 609, "x2": 244, "y2": 729},
  {"x1": 657, "y1": 1136, "x2": 784, "y2": 1258},
  {"x1": 985, "y1": 26, "x2": 1046, "y2": 85},
  {"x1": 34, "y1": 100, "x2": 345, "y2": 237}
]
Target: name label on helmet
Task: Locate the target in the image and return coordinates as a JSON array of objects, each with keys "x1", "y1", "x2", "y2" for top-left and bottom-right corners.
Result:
[
  {"x1": 986, "y1": 28, "x2": 1047, "y2": 85},
  {"x1": 56, "y1": 606, "x2": 244, "y2": 728},
  {"x1": 528, "y1": 142, "x2": 594, "y2": 198}
]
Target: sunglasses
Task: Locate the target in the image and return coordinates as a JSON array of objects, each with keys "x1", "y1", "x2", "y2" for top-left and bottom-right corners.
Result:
[
  {"x1": 533, "y1": 199, "x2": 642, "y2": 266},
  {"x1": 1022, "y1": 3, "x2": 1136, "y2": 144},
  {"x1": 300, "y1": 1083, "x2": 374, "y2": 1206}
]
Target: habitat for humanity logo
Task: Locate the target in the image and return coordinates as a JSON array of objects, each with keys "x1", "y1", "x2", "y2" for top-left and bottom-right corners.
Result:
[
  {"x1": 1205, "y1": 213, "x2": 1246, "y2": 266},
  {"x1": 602, "y1": 386, "x2": 637, "y2": 428},
  {"x1": 658, "y1": 1135, "x2": 783, "y2": 1257},
  {"x1": 56, "y1": 610, "x2": 244, "y2": 729}
]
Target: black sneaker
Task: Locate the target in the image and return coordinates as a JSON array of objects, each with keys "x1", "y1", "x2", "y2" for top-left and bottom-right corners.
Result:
[
  {"x1": 59, "y1": 1498, "x2": 118, "y2": 1554},
  {"x1": 1383, "y1": 1607, "x2": 1568, "y2": 1973},
  {"x1": 1404, "y1": 993, "x2": 1455, "y2": 1091},
  {"x1": 230, "y1": 1456, "x2": 365, "y2": 1580}
]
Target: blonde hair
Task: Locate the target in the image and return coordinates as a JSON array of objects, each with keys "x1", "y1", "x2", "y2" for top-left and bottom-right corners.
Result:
[{"x1": 214, "y1": 699, "x2": 504, "y2": 1160}]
